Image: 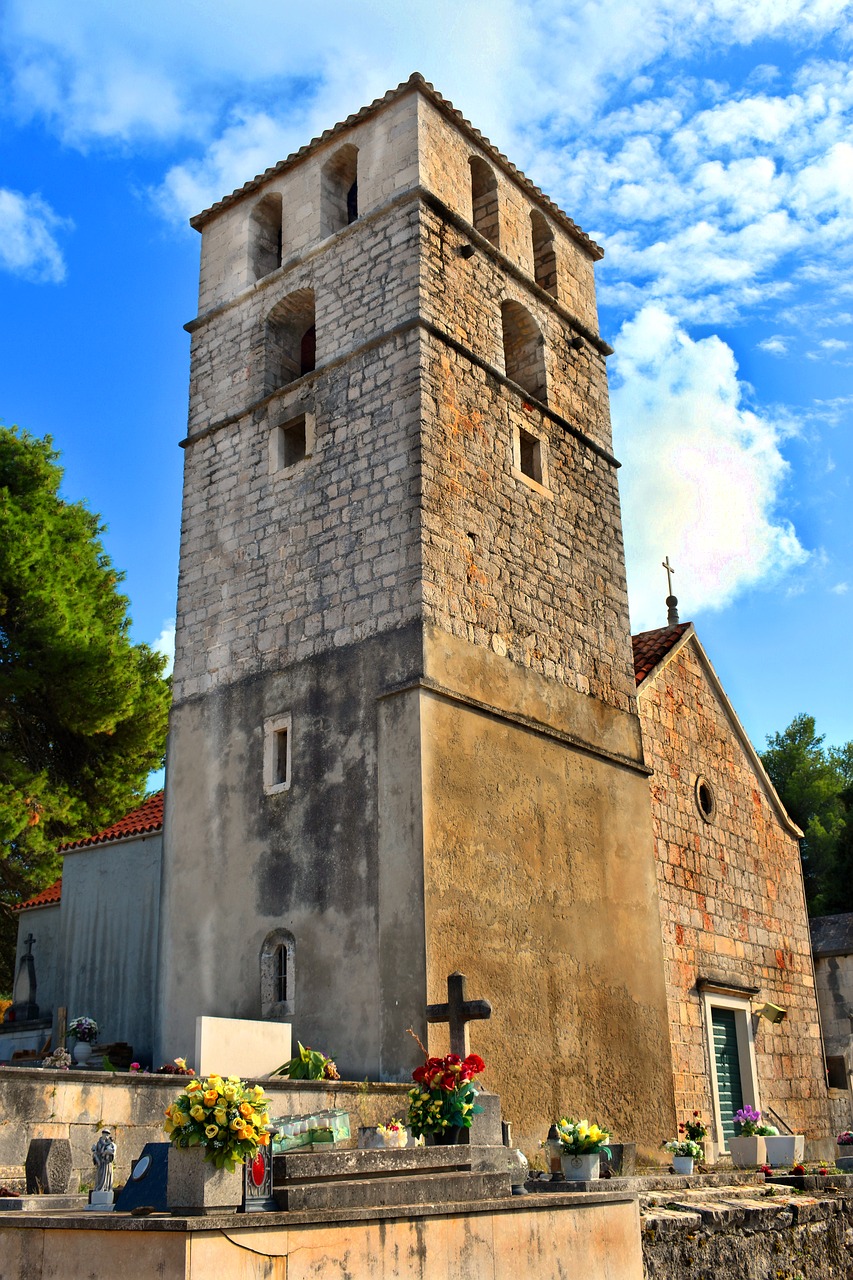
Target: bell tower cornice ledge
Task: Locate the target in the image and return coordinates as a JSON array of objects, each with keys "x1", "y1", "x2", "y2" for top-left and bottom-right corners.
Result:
[
  {"x1": 184, "y1": 185, "x2": 613, "y2": 358},
  {"x1": 178, "y1": 315, "x2": 620, "y2": 469}
]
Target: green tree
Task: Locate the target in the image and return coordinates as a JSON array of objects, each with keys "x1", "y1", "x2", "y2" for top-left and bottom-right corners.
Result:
[
  {"x1": 0, "y1": 425, "x2": 170, "y2": 990},
  {"x1": 760, "y1": 713, "x2": 853, "y2": 916}
]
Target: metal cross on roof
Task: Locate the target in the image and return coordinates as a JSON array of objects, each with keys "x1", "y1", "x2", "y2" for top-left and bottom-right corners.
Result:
[
  {"x1": 662, "y1": 555, "x2": 675, "y2": 597},
  {"x1": 426, "y1": 971, "x2": 492, "y2": 1058}
]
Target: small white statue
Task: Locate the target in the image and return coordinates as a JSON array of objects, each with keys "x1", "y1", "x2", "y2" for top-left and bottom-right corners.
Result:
[{"x1": 92, "y1": 1128, "x2": 116, "y2": 1193}]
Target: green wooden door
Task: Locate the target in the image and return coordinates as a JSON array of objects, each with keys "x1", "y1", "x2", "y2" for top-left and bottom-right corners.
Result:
[{"x1": 712, "y1": 1007, "x2": 744, "y2": 1148}]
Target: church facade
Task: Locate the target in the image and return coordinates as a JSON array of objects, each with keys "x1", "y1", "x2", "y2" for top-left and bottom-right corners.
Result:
[{"x1": 6, "y1": 76, "x2": 837, "y2": 1157}]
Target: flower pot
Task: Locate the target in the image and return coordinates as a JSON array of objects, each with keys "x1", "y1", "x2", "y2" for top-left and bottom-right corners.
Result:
[
  {"x1": 166, "y1": 1147, "x2": 242, "y2": 1215},
  {"x1": 71, "y1": 1040, "x2": 93, "y2": 1066},
  {"x1": 560, "y1": 1152, "x2": 600, "y2": 1181},
  {"x1": 671, "y1": 1155, "x2": 694, "y2": 1175},
  {"x1": 432, "y1": 1126, "x2": 464, "y2": 1146},
  {"x1": 764, "y1": 1135, "x2": 804, "y2": 1167},
  {"x1": 728, "y1": 1135, "x2": 766, "y2": 1168}
]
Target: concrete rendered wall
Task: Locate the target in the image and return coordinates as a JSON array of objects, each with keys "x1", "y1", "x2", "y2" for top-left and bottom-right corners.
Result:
[
  {"x1": 419, "y1": 627, "x2": 677, "y2": 1154},
  {"x1": 637, "y1": 638, "x2": 832, "y2": 1147},
  {"x1": 159, "y1": 627, "x2": 429, "y2": 1076},
  {"x1": 12, "y1": 904, "x2": 61, "y2": 1022},
  {"x1": 815, "y1": 952, "x2": 853, "y2": 1054},
  {"x1": 58, "y1": 835, "x2": 162, "y2": 1063}
]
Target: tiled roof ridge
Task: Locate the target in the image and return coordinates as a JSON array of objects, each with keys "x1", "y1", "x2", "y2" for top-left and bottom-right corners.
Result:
[
  {"x1": 631, "y1": 622, "x2": 692, "y2": 685},
  {"x1": 57, "y1": 790, "x2": 164, "y2": 852},
  {"x1": 190, "y1": 73, "x2": 602, "y2": 259},
  {"x1": 13, "y1": 877, "x2": 63, "y2": 912}
]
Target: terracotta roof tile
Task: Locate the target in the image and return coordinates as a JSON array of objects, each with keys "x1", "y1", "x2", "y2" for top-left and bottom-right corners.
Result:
[
  {"x1": 57, "y1": 791, "x2": 164, "y2": 852},
  {"x1": 13, "y1": 877, "x2": 63, "y2": 912},
  {"x1": 632, "y1": 624, "x2": 691, "y2": 685}
]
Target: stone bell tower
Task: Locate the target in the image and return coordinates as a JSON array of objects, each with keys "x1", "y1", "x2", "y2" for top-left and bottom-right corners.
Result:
[{"x1": 157, "y1": 74, "x2": 676, "y2": 1149}]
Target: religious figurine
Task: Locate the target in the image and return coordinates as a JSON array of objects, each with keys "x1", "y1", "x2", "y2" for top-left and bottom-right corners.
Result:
[{"x1": 92, "y1": 1128, "x2": 116, "y2": 1193}]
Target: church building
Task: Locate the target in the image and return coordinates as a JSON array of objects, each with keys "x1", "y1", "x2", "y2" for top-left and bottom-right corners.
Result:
[{"x1": 5, "y1": 75, "x2": 837, "y2": 1158}]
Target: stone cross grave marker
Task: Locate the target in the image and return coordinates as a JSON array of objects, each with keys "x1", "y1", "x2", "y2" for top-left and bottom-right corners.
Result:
[{"x1": 426, "y1": 971, "x2": 491, "y2": 1058}]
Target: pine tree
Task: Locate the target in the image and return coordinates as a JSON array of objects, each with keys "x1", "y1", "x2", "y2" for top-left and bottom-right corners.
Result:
[{"x1": 0, "y1": 425, "x2": 170, "y2": 989}]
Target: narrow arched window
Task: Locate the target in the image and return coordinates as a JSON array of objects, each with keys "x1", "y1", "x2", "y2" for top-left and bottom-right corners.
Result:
[
  {"x1": 469, "y1": 157, "x2": 500, "y2": 248},
  {"x1": 264, "y1": 289, "x2": 316, "y2": 394},
  {"x1": 261, "y1": 929, "x2": 295, "y2": 1018},
  {"x1": 250, "y1": 193, "x2": 283, "y2": 281},
  {"x1": 530, "y1": 210, "x2": 557, "y2": 298},
  {"x1": 501, "y1": 300, "x2": 547, "y2": 404},
  {"x1": 321, "y1": 144, "x2": 359, "y2": 237}
]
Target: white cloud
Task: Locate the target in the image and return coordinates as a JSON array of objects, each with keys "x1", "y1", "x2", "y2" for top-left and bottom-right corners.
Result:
[
  {"x1": 758, "y1": 335, "x2": 790, "y2": 354},
  {"x1": 820, "y1": 338, "x2": 849, "y2": 350},
  {"x1": 831, "y1": 582, "x2": 849, "y2": 594},
  {"x1": 0, "y1": 187, "x2": 70, "y2": 282},
  {"x1": 611, "y1": 306, "x2": 808, "y2": 630},
  {"x1": 153, "y1": 619, "x2": 175, "y2": 675}
]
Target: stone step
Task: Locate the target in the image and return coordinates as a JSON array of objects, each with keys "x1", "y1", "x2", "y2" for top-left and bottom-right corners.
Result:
[
  {"x1": 275, "y1": 1169, "x2": 510, "y2": 1212},
  {"x1": 274, "y1": 1144, "x2": 481, "y2": 1183}
]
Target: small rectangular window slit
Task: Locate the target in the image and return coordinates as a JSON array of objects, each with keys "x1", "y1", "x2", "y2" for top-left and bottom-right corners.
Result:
[
  {"x1": 274, "y1": 728, "x2": 288, "y2": 786},
  {"x1": 264, "y1": 713, "x2": 292, "y2": 794},
  {"x1": 270, "y1": 412, "x2": 315, "y2": 474},
  {"x1": 518, "y1": 428, "x2": 542, "y2": 483}
]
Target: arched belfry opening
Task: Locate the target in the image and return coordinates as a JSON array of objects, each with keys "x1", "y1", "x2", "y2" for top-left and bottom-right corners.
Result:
[
  {"x1": 530, "y1": 210, "x2": 558, "y2": 298},
  {"x1": 501, "y1": 300, "x2": 547, "y2": 404},
  {"x1": 321, "y1": 144, "x2": 359, "y2": 237},
  {"x1": 469, "y1": 157, "x2": 500, "y2": 248},
  {"x1": 264, "y1": 289, "x2": 316, "y2": 394},
  {"x1": 250, "y1": 192, "x2": 283, "y2": 281}
]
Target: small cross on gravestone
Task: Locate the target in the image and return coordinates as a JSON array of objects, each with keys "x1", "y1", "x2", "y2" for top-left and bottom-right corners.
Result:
[{"x1": 426, "y1": 971, "x2": 491, "y2": 1058}]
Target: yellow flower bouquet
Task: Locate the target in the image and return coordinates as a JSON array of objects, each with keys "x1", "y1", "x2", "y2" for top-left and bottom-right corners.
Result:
[{"x1": 164, "y1": 1073, "x2": 272, "y2": 1171}]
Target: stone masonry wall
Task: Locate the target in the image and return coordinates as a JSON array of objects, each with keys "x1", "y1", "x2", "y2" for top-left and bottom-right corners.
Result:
[
  {"x1": 415, "y1": 94, "x2": 601, "y2": 332},
  {"x1": 419, "y1": 324, "x2": 636, "y2": 712},
  {"x1": 638, "y1": 638, "x2": 832, "y2": 1145},
  {"x1": 174, "y1": 326, "x2": 423, "y2": 703}
]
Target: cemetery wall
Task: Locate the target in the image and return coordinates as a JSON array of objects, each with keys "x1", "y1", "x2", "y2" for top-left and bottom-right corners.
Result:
[
  {"x1": 0, "y1": 1068, "x2": 411, "y2": 1190},
  {"x1": 418, "y1": 624, "x2": 677, "y2": 1156},
  {"x1": 637, "y1": 636, "x2": 833, "y2": 1153}
]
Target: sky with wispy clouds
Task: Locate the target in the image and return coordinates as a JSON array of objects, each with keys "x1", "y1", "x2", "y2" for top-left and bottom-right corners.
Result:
[{"x1": 1, "y1": 0, "x2": 851, "y2": 750}]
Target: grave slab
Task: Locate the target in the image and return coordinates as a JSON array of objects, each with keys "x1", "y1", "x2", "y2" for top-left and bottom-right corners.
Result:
[{"x1": 194, "y1": 1016, "x2": 292, "y2": 1079}]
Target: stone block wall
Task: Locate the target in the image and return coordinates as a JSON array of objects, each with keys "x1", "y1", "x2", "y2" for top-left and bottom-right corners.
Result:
[
  {"x1": 637, "y1": 637, "x2": 832, "y2": 1146},
  {"x1": 415, "y1": 93, "x2": 601, "y2": 331},
  {"x1": 419, "y1": 325, "x2": 634, "y2": 711}
]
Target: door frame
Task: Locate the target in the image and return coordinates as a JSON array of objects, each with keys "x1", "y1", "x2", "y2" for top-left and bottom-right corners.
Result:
[{"x1": 701, "y1": 986, "x2": 761, "y2": 1153}]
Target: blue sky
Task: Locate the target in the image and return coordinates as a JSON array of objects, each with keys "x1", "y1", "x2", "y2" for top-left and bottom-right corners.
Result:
[{"x1": 1, "y1": 0, "x2": 851, "y2": 755}]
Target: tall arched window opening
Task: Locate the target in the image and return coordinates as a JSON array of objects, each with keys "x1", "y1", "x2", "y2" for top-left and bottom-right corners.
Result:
[
  {"x1": 530, "y1": 211, "x2": 558, "y2": 298},
  {"x1": 260, "y1": 929, "x2": 295, "y2": 1018},
  {"x1": 321, "y1": 144, "x2": 359, "y2": 237},
  {"x1": 250, "y1": 193, "x2": 283, "y2": 281},
  {"x1": 264, "y1": 289, "x2": 316, "y2": 394},
  {"x1": 501, "y1": 300, "x2": 547, "y2": 404},
  {"x1": 469, "y1": 157, "x2": 500, "y2": 248}
]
